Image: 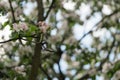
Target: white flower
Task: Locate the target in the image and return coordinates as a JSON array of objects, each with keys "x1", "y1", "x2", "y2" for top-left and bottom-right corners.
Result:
[
  {"x1": 38, "y1": 21, "x2": 50, "y2": 33},
  {"x1": 19, "y1": 22, "x2": 28, "y2": 31},
  {"x1": 18, "y1": 45, "x2": 33, "y2": 55},
  {"x1": 12, "y1": 1, "x2": 18, "y2": 9},
  {"x1": 14, "y1": 65, "x2": 26, "y2": 76},
  {"x1": 88, "y1": 68, "x2": 96, "y2": 76},
  {"x1": 66, "y1": 70, "x2": 72, "y2": 77},
  {"x1": 13, "y1": 23, "x2": 20, "y2": 32},
  {"x1": 14, "y1": 65, "x2": 25, "y2": 72},
  {"x1": 71, "y1": 61, "x2": 80, "y2": 68},
  {"x1": 64, "y1": 36, "x2": 77, "y2": 45},
  {"x1": 111, "y1": 70, "x2": 120, "y2": 80},
  {"x1": 0, "y1": 0, "x2": 9, "y2": 9},
  {"x1": 102, "y1": 62, "x2": 112, "y2": 73},
  {"x1": 48, "y1": 34, "x2": 62, "y2": 44},
  {"x1": 13, "y1": 22, "x2": 28, "y2": 32}
]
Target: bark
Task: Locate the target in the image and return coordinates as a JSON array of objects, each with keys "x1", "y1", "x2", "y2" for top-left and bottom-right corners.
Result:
[{"x1": 28, "y1": 0, "x2": 44, "y2": 80}]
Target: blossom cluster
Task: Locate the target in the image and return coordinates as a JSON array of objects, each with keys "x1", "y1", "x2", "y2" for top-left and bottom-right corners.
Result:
[
  {"x1": 14, "y1": 65, "x2": 26, "y2": 76},
  {"x1": 13, "y1": 22, "x2": 28, "y2": 32},
  {"x1": 38, "y1": 21, "x2": 49, "y2": 33}
]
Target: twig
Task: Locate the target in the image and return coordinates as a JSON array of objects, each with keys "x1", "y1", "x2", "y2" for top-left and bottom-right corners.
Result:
[
  {"x1": 0, "y1": 38, "x2": 17, "y2": 44},
  {"x1": 78, "y1": 36, "x2": 116, "y2": 80},
  {"x1": 57, "y1": 62, "x2": 65, "y2": 79},
  {"x1": 79, "y1": 8, "x2": 120, "y2": 42},
  {"x1": 0, "y1": 34, "x2": 38, "y2": 44},
  {"x1": 39, "y1": 65, "x2": 52, "y2": 80},
  {"x1": 42, "y1": 44, "x2": 56, "y2": 52},
  {"x1": 8, "y1": 0, "x2": 16, "y2": 23},
  {"x1": 97, "y1": 36, "x2": 115, "y2": 70},
  {"x1": 55, "y1": 47, "x2": 65, "y2": 80},
  {"x1": 44, "y1": 0, "x2": 56, "y2": 20}
]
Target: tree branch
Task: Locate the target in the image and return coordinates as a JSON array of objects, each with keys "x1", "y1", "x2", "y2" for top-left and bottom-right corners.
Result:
[
  {"x1": 78, "y1": 36, "x2": 116, "y2": 80},
  {"x1": 0, "y1": 34, "x2": 37, "y2": 44},
  {"x1": 57, "y1": 62, "x2": 65, "y2": 80},
  {"x1": 79, "y1": 8, "x2": 120, "y2": 42},
  {"x1": 55, "y1": 47, "x2": 65, "y2": 80},
  {"x1": 97, "y1": 36, "x2": 115, "y2": 71},
  {"x1": 8, "y1": 0, "x2": 16, "y2": 23},
  {"x1": 44, "y1": 0, "x2": 56, "y2": 20},
  {"x1": 0, "y1": 38, "x2": 18, "y2": 44},
  {"x1": 39, "y1": 65, "x2": 52, "y2": 80}
]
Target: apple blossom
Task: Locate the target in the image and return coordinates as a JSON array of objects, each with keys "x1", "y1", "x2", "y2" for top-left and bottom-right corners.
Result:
[
  {"x1": 13, "y1": 22, "x2": 28, "y2": 32},
  {"x1": 19, "y1": 22, "x2": 28, "y2": 31},
  {"x1": 13, "y1": 23, "x2": 20, "y2": 32},
  {"x1": 111, "y1": 70, "x2": 120, "y2": 80},
  {"x1": 38, "y1": 21, "x2": 50, "y2": 33},
  {"x1": 102, "y1": 62, "x2": 112, "y2": 73}
]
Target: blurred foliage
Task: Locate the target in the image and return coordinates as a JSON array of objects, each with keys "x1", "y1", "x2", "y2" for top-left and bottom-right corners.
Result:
[{"x1": 0, "y1": 0, "x2": 120, "y2": 80}]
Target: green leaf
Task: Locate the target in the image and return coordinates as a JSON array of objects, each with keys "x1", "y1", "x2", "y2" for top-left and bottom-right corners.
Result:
[{"x1": 1, "y1": 21, "x2": 9, "y2": 29}]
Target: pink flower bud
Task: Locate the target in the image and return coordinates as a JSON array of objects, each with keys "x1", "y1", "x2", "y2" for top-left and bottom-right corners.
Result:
[{"x1": 38, "y1": 21, "x2": 49, "y2": 33}]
